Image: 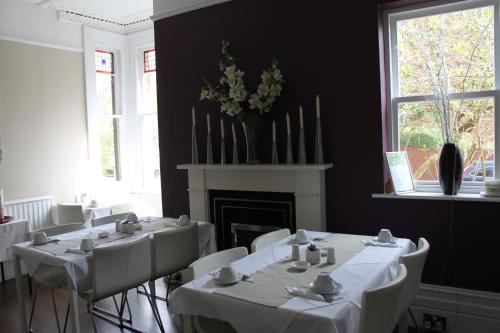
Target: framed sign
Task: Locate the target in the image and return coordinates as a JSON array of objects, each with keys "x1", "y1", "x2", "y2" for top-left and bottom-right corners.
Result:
[{"x1": 386, "y1": 151, "x2": 415, "y2": 194}]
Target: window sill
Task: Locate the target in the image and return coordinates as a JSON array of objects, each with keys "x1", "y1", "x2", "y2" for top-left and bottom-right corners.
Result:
[{"x1": 372, "y1": 192, "x2": 500, "y2": 203}]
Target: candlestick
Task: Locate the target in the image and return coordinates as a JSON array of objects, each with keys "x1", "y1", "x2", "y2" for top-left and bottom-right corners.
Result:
[
  {"x1": 272, "y1": 120, "x2": 276, "y2": 143},
  {"x1": 221, "y1": 118, "x2": 225, "y2": 138},
  {"x1": 316, "y1": 95, "x2": 320, "y2": 119},
  {"x1": 286, "y1": 113, "x2": 291, "y2": 135},
  {"x1": 207, "y1": 113, "x2": 211, "y2": 133},
  {"x1": 232, "y1": 123, "x2": 237, "y2": 142},
  {"x1": 299, "y1": 106, "x2": 304, "y2": 129},
  {"x1": 192, "y1": 107, "x2": 196, "y2": 126}
]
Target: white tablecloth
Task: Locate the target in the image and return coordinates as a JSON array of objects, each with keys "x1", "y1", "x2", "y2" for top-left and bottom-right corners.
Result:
[
  {"x1": 169, "y1": 231, "x2": 415, "y2": 333},
  {"x1": 13, "y1": 218, "x2": 216, "y2": 291},
  {"x1": 83, "y1": 206, "x2": 111, "y2": 226},
  {"x1": 0, "y1": 219, "x2": 30, "y2": 262}
]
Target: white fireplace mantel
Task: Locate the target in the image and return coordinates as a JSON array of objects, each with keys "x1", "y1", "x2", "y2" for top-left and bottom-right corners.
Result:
[{"x1": 177, "y1": 163, "x2": 333, "y2": 231}]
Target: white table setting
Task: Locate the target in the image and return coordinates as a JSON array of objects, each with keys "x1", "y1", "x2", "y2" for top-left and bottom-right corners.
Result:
[
  {"x1": 170, "y1": 229, "x2": 415, "y2": 333},
  {"x1": 12, "y1": 215, "x2": 216, "y2": 333},
  {"x1": 0, "y1": 218, "x2": 31, "y2": 282}
]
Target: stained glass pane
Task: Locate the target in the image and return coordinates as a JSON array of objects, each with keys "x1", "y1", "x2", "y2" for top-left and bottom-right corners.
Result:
[
  {"x1": 144, "y1": 50, "x2": 156, "y2": 73},
  {"x1": 95, "y1": 50, "x2": 114, "y2": 74}
]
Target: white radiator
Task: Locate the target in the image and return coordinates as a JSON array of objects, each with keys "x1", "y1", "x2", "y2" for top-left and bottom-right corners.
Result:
[{"x1": 4, "y1": 196, "x2": 55, "y2": 230}]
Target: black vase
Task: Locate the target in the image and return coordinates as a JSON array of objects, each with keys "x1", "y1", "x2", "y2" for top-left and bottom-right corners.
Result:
[{"x1": 438, "y1": 143, "x2": 463, "y2": 195}]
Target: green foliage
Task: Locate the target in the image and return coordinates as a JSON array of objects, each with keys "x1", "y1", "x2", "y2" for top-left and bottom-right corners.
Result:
[{"x1": 400, "y1": 130, "x2": 441, "y2": 150}]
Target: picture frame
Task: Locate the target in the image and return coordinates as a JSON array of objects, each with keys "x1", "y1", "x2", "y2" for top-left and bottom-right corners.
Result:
[{"x1": 385, "y1": 151, "x2": 416, "y2": 194}]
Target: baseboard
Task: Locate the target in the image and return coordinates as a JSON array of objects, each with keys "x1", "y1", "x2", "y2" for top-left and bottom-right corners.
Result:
[{"x1": 410, "y1": 283, "x2": 500, "y2": 332}]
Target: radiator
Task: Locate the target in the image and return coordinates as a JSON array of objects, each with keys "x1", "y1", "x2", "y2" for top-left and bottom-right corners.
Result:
[{"x1": 4, "y1": 196, "x2": 55, "y2": 230}]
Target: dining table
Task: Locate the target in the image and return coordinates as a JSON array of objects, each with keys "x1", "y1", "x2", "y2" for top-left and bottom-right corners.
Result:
[
  {"x1": 0, "y1": 218, "x2": 30, "y2": 283},
  {"x1": 170, "y1": 231, "x2": 415, "y2": 333},
  {"x1": 12, "y1": 217, "x2": 216, "y2": 333}
]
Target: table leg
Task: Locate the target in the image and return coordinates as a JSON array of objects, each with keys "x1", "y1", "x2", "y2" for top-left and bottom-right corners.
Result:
[
  {"x1": 13, "y1": 254, "x2": 28, "y2": 332},
  {"x1": 1, "y1": 261, "x2": 5, "y2": 283},
  {"x1": 66, "y1": 273, "x2": 80, "y2": 333},
  {"x1": 182, "y1": 315, "x2": 194, "y2": 333}
]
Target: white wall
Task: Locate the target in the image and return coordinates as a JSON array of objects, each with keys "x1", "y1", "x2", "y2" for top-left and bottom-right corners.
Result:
[
  {"x1": 0, "y1": 0, "x2": 83, "y2": 51},
  {"x1": 0, "y1": 39, "x2": 89, "y2": 202}
]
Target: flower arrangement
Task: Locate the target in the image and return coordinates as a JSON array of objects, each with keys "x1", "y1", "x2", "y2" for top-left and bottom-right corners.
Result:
[{"x1": 200, "y1": 40, "x2": 285, "y2": 118}]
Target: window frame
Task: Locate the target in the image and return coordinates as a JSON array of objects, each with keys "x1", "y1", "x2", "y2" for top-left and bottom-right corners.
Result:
[{"x1": 383, "y1": 0, "x2": 500, "y2": 193}]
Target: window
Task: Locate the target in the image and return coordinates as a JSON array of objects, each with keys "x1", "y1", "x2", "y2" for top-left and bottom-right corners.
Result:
[
  {"x1": 385, "y1": 0, "x2": 499, "y2": 191},
  {"x1": 138, "y1": 49, "x2": 160, "y2": 190},
  {"x1": 95, "y1": 50, "x2": 122, "y2": 180}
]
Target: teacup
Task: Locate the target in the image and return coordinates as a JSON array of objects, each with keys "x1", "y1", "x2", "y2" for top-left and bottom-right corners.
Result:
[
  {"x1": 216, "y1": 265, "x2": 239, "y2": 284},
  {"x1": 80, "y1": 238, "x2": 94, "y2": 252},
  {"x1": 177, "y1": 214, "x2": 190, "y2": 226},
  {"x1": 33, "y1": 232, "x2": 49, "y2": 245},
  {"x1": 295, "y1": 229, "x2": 309, "y2": 242},
  {"x1": 120, "y1": 223, "x2": 135, "y2": 234},
  {"x1": 377, "y1": 229, "x2": 393, "y2": 243},
  {"x1": 313, "y1": 272, "x2": 336, "y2": 293}
]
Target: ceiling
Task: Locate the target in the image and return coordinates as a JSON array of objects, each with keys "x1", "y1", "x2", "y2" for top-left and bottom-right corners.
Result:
[{"x1": 25, "y1": 0, "x2": 153, "y2": 33}]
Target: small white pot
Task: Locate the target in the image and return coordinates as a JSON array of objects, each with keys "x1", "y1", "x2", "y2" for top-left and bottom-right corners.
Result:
[{"x1": 305, "y1": 249, "x2": 321, "y2": 265}]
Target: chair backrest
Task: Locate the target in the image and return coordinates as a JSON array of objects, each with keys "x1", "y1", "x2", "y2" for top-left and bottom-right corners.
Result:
[
  {"x1": 92, "y1": 235, "x2": 151, "y2": 301},
  {"x1": 189, "y1": 247, "x2": 248, "y2": 280},
  {"x1": 151, "y1": 222, "x2": 199, "y2": 280},
  {"x1": 399, "y1": 238, "x2": 430, "y2": 310},
  {"x1": 91, "y1": 213, "x2": 129, "y2": 227},
  {"x1": 359, "y1": 264, "x2": 408, "y2": 333},
  {"x1": 57, "y1": 204, "x2": 84, "y2": 225},
  {"x1": 251, "y1": 229, "x2": 291, "y2": 253},
  {"x1": 29, "y1": 222, "x2": 85, "y2": 240},
  {"x1": 110, "y1": 203, "x2": 134, "y2": 215}
]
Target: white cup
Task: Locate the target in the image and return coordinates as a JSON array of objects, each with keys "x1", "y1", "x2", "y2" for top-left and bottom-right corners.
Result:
[
  {"x1": 291, "y1": 244, "x2": 300, "y2": 261},
  {"x1": 295, "y1": 229, "x2": 308, "y2": 242},
  {"x1": 377, "y1": 229, "x2": 393, "y2": 243},
  {"x1": 178, "y1": 214, "x2": 190, "y2": 226},
  {"x1": 326, "y1": 247, "x2": 336, "y2": 264},
  {"x1": 80, "y1": 238, "x2": 94, "y2": 252},
  {"x1": 313, "y1": 272, "x2": 336, "y2": 293},
  {"x1": 217, "y1": 265, "x2": 239, "y2": 283},
  {"x1": 33, "y1": 232, "x2": 49, "y2": 245},
  {"x1": 121, "y1": 223, "x2": 135, "y2": 234}
]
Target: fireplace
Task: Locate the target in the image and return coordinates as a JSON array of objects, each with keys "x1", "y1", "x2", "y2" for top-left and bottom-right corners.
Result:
[{"x1": 209, "y1": 190, "x2": 295, "y2": 250}]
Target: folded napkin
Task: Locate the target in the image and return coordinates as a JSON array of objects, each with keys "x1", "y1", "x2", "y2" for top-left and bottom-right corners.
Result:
[
  {"x1": 286, "y1": 286, "x2": 325, "y2": 302},
  {"x1": 65, "y1": 248, "x2": 87, "y2": 255},
  {"x1": 360, "y1": 240, "x2": 401, "y2": 248},
  {"x1": 177, "y1": 214, "x2": 190, "y2": 226}
]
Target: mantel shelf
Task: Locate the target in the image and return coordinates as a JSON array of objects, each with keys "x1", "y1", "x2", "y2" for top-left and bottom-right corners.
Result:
[
  {"x1": 372, "y1": 192, "x2": 500, "y2": 203},
  {"x1": 177, "y1": 163, "x2": 333, "y2": 171}
]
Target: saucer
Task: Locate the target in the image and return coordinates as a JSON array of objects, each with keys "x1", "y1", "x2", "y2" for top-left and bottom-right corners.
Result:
[
  {"x1": 289, "y1": 235, "x2": 310, "y2": 244},
  {"x1": 309, "y1": 281, "x2": 342, "y2": 295},
  {"x1": 373, "y1": 236, "x2": 397, "y2": 244},
  {"x1": 212, "y1": 273, "x2": 242, "y2": 285},
  {"x1": 291, "y1": 261, "x2": 311, "y2": 271}
]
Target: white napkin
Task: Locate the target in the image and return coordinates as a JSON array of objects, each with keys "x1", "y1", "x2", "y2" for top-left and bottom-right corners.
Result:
[
  {"x1": 286, "y1": 286, "x2": 325, "y2": 302},
  {"x1": 360, "y1": 240, "x2": 401, "y2": 248},
  {"x1": 65, "y1": 248, "x2": 87, "y2": 255},
  {"x1": 177, "y1": 214, "x2": 190, "y2": 226}
]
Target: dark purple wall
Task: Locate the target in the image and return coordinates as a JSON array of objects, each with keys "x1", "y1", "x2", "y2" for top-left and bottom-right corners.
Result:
[{"x1": 154, "y1": 0, "x2": 500, "y2": 293}]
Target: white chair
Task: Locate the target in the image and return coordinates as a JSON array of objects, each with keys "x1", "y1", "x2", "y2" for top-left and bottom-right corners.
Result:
[
  {"x1": 28, "y1": 222, "x2": 85, "y2": 333},
  {"x1": 359, "y1": 264, "x2": 408, "y2": 333},
  {"x1": 188, "y1": 247, "x2": 248, "y2": 333},
  {"x1": 250, "y1": 228, "x2": 290, "y2": 252},
  {"x1": 78, "y1": 235, "x2": 161, "y2": 333},
  {"x1": 57, "y1": 204, "x2": 84, "y2": 225},
  {"x1": 91, "y1": 213, "x2": 128, "y2": 227},
  {"x1": 149, "y1": 222, "x2": 199, "y2": 301},
  {"x1": 110, "y1": 203, "x2": 134, "y2": 215},
  {"x1": 398, "y1": 238, "x2": 430, "y2": 333}
]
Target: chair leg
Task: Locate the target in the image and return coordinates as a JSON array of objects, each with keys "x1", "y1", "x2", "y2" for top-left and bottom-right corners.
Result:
[
  {"x1": 28, "y1": 276, "x2": 33, "y2": 295},
  {"x1": 408, "y1": 308, "x2": 421, "y2": 333},
  {"x1": 1, "y1": 262, "x2": 5, "y2": 283},
  {"x1": 165, "y1": 274, "x2": 172, "y2": 306},
  {"x1": 63, "y1": 303, "x2": 70, "y2": 333},
  {"x1": 50, "y1": 288, "x2": 62, "y2": 333},
  {"x1": 398, "y1": 310, "x2": 408, "y2": 333},
  {"x1": 139, "y1": 284, "x2": 164, "y2": 333},
  {"x1": 28, "y1": 284, "x2": 40, "y2": 330}
]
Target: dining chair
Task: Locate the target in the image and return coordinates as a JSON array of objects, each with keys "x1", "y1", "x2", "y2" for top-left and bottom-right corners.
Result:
[
  {"x1": 28, "y1": 222, "x2": 85, "y2": 333},
  {"x1": 110, "y1": 203, "x2": 134, "y2": 215},
  {"x1": 250, "y1": 228, "x2": 291, "y2": 252},
  {"x1": 147, "y1": 222, "x2": 199, "y2": 302},
  {"x1": 91, "y1": 213, "x2": 128, "y2": 227},
  {"x1": 57, "y1": 204, "x2": 84, "y2": 225},
  {"x1": 188, "y1": 247, "x2": 248, "y2": 333},
  {"x1": 359, "y1": 264, "x2": 408, "y2": 333},
  {"x1": 77, "y1": 235, "x2": 162, "y2": 333},
  {"x1": 398, "y1": 238, "x2": 430, "y2": 333}
]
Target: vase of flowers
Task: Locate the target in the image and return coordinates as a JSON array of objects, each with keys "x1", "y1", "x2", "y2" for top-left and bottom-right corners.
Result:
[{"x1": 200, "y1": 41, "x2": 285, "y2": 164}]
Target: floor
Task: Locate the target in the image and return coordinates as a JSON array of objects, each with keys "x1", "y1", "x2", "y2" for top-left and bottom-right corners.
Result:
[
  {"x1": 0, "y1": 276, "x2": 420, "y2": 333},
  {"x1": 0, "y1": 276, "x2": 179, "y2": 333}
]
